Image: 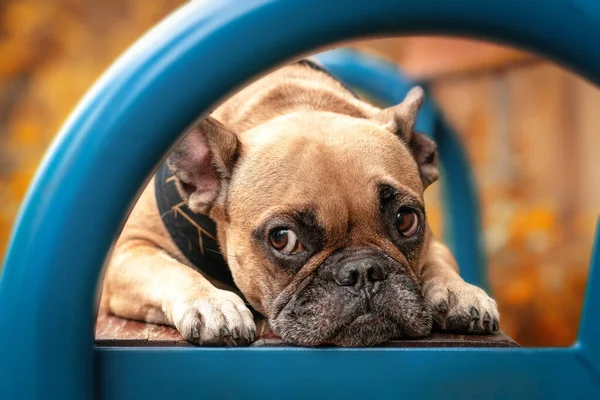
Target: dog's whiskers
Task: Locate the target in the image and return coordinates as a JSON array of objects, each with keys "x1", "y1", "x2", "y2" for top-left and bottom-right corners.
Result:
[{"x1": 205, "y1": 247, "x2": 238, "y2": 259}]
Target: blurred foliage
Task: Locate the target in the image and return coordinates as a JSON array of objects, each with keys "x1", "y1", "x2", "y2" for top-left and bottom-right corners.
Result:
[{"x1": 0, "y1": 0, "x2": 185, "y2": 256}]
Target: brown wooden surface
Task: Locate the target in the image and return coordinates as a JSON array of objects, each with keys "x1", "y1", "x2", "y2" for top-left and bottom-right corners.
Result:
[{"x1": 95, "y1": 313, "x2": 519, "y2": 348}]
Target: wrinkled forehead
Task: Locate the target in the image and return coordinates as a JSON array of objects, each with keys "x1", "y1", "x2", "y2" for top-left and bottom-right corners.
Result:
[
  {"x1": 244, "y1": 111, "x2": 421, "y2": 176},
  {"x1": 228, "y1": 112, "x2": 423, "y2": 222}
]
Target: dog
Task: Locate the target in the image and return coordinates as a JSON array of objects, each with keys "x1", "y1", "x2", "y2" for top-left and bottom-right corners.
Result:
[{"x1": 100, "y1": 59, "x2": 499, "y2": 347}]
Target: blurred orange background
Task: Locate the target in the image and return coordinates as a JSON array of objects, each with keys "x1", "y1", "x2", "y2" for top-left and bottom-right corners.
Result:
[{"x1": 1, "y1": 0, "x2": 597, "y2": 346}]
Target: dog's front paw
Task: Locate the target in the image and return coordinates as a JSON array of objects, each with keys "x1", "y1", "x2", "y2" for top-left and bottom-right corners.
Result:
[
  {"x1": 424, "y1": 278, "x2": 499, "y2": 334},
  {"x1": 171, "y1": 289, "x2": 256, "y2": 346}
]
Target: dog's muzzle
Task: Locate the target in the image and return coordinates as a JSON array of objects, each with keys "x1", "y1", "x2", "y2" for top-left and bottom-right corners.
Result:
[{"x1": 269, "y1": 247, "x2": 433, "y2": 347}]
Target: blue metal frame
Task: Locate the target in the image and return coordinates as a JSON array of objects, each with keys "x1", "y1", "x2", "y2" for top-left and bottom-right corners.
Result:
[
  {"x1": 1, "y1": 0, "x2": 600, "y2": 399},
  {"x1": 314, "y1": 49, "x2": 488, "y2": 290}
]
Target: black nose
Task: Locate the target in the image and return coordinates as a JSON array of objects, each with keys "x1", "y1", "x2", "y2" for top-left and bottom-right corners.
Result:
[{"x1": 334, "y1": 260, "x2": 388, "y2": 289}]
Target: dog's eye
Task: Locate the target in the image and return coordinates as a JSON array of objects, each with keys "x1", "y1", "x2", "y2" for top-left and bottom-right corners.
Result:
[
  {"x1": 269, "y1": 228, "x2": 303, "y2": 254},
  {"x1": 396, "y1": 208, "x2": 419, "y2": 237}
]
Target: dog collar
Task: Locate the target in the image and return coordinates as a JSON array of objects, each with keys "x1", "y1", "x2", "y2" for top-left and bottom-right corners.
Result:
[{"x1": 154, "y1": 161, "x2": 237, "y2": 288}]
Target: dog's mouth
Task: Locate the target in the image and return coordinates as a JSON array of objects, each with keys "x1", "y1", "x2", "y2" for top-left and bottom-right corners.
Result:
[
  {"x1": 268, "y1": 272, "x2": 433, "y2": 347},
  {"x1": 327, "y1": 313, "x2": 397, "y2": 347},
  {"x1": 352, "y1": 313, "x2": 380, "y2": 324}
]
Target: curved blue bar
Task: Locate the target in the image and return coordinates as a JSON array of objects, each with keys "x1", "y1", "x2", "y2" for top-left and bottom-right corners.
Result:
[
  {"x1": 315, "y1": 49, "x2": 488, "y2": 290},
  {"x1": 0, "y1": 0, "x2": 599, "y2": 398}
]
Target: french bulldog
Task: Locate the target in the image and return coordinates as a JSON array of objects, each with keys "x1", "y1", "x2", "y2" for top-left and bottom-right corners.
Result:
[{"x1": 100, "y1": 59, "x2": 499, "y2": 347}]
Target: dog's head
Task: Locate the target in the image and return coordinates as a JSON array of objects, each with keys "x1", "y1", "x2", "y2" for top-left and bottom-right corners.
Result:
[{"x1": 167, "y1": 86, "x2": 439, "y2": 346}]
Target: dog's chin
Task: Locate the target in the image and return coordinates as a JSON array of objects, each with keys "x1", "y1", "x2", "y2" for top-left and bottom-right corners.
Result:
[
  {"x1": 271, "y1": 313, "x2": 432, "y2": 347},
  {"x1": 328, "y1": 313, "x2": 397, "y2": 347},
  {"x1": 270, "y1": 308, "x2": 432, "y2": 347},
  {"x1": 270, "y1": 312, "x2": 398, "y2": 347}
]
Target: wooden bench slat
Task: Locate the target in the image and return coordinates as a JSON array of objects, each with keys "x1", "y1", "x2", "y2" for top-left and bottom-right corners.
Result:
[
  {"x1": 95, "y1": 313, "x2": 518, "y2": 348},
  {"x1": 95, "y1": 313, "x2": 128, "y2": 346}
]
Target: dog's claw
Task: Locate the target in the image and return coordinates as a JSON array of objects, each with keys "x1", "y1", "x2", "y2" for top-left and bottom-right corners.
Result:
[
  {"x1": 424, "y1": 279, "x2": 499, "y2": 335},
  {"x1": 438, "y1": 300, "x2": 448, "y2": 314},
  {"x1": 192, "y1": 326, "x2": 200, "y2": 339},
  {"x1": 447, "y1": 314, "x2": 472, "y2": 332},
  {"x1": 470, "y1": 306, "x2": 480, "y2": 320},
  {"x1": 482, "y1": 312, "x2": 492, "y2": 331},
  {"x1": 220, "y1": 327, "x2": 231, "y2": 338}
]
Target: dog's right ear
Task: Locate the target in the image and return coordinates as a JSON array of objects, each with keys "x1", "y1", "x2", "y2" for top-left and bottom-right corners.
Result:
[
  {"x1": 372, "y1": 86, "x2": 439, "y2": 189},
  {"x1": 167, "y1": 116, "x2": 240, "y2": 215},
  {"x1": 372, "y1": 86, "x2": 424, "y2": 141}
]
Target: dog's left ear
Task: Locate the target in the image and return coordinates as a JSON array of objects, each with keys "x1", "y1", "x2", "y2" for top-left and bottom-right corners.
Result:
[
  {"x1": 372, "y1": 86, "x2": 439, "y2": 188},
  {"x1": 167, "y1": 116, "x2": 240, "y2": 216}
]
